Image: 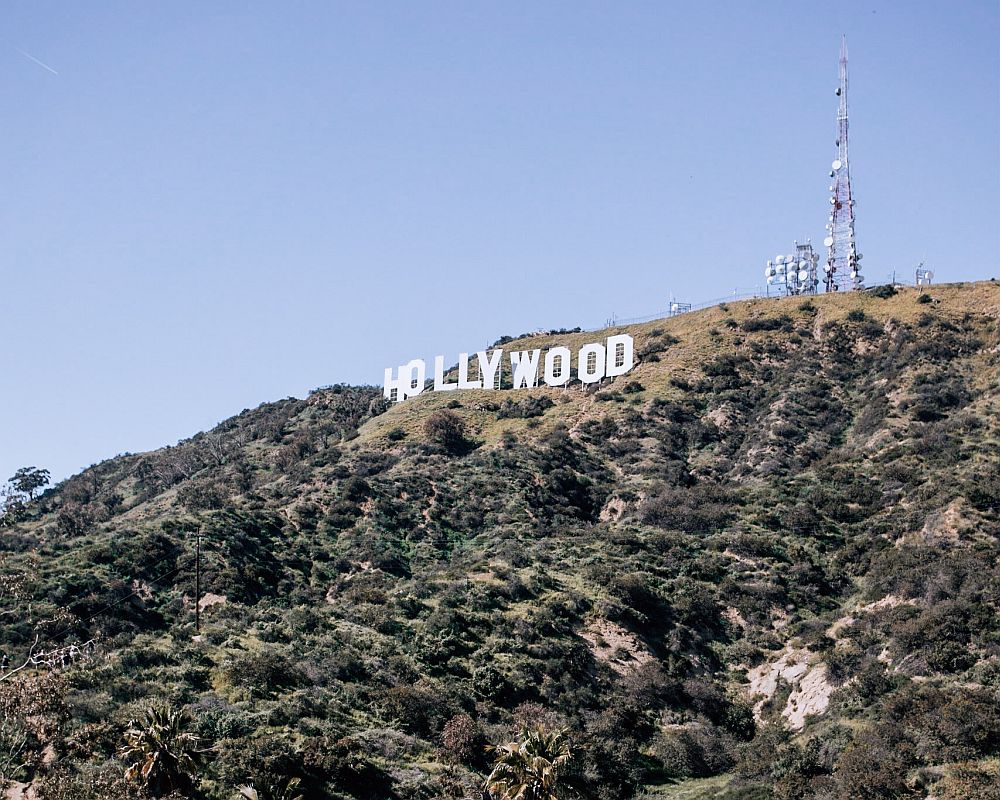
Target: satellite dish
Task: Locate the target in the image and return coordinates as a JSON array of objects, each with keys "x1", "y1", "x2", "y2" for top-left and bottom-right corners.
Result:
[
  {"x1": 775, "y1": 255, "x2": 784, "y2": 264},
  {"x1": 824, "y1": 265, "x2": 832, "y2": 273},
  {"x1": 764, "y1": 267, "x2": 773, "y2": 278},
  {"x1": 830, "y1": 197, "x2": 837, "y2": 205},
  {"x1": 798, "y1": 261, "x2": 808, "y2": 269},
  {"x1": 824, "y1": 236, "x2": 834, "y2": 247},
  {"x1": 766, "y1": 276, "x2": 775, "y2": 285},
  {"x1": 832, "y1": 159, "x2": 842, "y2": 171},
  {"x1": 776, "y1": 263, "x2": 786, "y2": 273},
  {"x1": 926, "y1": 270, "x2": 934, "y2": 280},
  {"x1": 798, "y1": 270, "x2": 809, "y2": 281}
]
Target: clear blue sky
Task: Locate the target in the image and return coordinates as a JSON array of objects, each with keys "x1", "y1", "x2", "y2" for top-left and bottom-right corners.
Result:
[{"x1": 2, "y1": 1, "x2": 998, "y2": 485}]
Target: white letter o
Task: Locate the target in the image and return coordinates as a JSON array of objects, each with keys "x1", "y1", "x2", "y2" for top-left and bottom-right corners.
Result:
[{"x1": 578, "y1": 343, "x2": 606, "y2": 384}]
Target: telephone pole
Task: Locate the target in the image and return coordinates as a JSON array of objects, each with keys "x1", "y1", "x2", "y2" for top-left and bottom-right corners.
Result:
[{"x1": 194, "y1": 532, "x2": 202, "y2": 634}]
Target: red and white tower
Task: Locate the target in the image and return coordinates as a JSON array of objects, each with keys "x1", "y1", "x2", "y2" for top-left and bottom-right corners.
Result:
[{"x1": 824, "y1": 36, "x2": 863, "y2": 291}]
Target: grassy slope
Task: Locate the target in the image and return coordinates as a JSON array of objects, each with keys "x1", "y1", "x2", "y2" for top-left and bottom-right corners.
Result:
[{"x1": 1, "y1": 280, "x2": 999, "y2": 799}]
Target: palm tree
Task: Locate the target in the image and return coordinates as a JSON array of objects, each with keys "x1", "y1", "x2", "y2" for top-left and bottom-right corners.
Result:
[
  {"x1": 484, "y1": 726, "x2": 572, "y2": 800},
  {"x1": 119, "y1": 702, "x2": 201, "y2": 797},
  {"x1": 237, "y1": 777, "x2": 305, "y2": 800}
]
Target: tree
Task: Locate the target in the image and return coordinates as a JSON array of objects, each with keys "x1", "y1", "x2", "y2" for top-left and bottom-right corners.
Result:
[
  {"x1": 484, "y1": 727, "x2": 572, "y2": 800},
  {"x1": 119, "y1": 703, "x2": 201, "y2": 797},
  {"x1": 0, "y1": 635, "x2": 95, "y2": 685},
  {"x1": 0, "y1": 485, "x2": 26, "y2": 524},
  {"x1": 8, "y1": 467, "x2": 50, "y2": 500}
]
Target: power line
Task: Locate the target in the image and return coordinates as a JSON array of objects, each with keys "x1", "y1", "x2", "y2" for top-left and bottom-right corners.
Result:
[
  {"x1": 40, "y1": 553, "x2": 191, "y2": 645},
  {"x1": 9, "y1": 533, "x2": 219, "y2": 650}
]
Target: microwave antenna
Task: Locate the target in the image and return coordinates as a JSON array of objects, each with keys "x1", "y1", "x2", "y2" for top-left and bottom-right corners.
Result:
[{"x1": 823, "y1": 36, "x2": 863, "y2": 291}]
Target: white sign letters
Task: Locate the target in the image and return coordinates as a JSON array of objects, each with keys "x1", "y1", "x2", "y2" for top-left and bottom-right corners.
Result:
[{"x1": 384, "y1": 334, "x2": 634, "y2": 403}]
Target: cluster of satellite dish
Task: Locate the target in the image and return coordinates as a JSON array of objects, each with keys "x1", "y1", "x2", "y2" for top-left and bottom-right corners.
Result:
[
  {"x1": 764, "y1": 244, "x2": 820, "y2": 295},
  {"x1": 761, "y1": 39, "x2": 883, "y2": 295}
]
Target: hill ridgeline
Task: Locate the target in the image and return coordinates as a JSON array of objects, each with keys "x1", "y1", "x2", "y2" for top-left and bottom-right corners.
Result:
[{"x1": 1, "y1": 281, "x2": 999, "y2": 800}]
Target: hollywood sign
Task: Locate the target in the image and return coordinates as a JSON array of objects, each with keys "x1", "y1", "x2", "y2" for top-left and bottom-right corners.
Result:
[{"x1": 384, "y1": 334, "x2": 635, "y2": 402}]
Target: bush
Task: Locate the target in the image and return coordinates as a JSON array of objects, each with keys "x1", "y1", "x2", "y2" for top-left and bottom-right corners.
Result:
[
  {"x1": 440, "y1": 713, "x2": 486, "y2": 767},
  {"x1": 472, "y1": 664, "x2": 510, "y2": 702},
  {"x1": 177, "y1": 479, "x2": 228, "y2": 512},
  {"x1": 56, "y1": 503, "x2": 94, "y2": 536},
  {"x1": 825, "y1": 644, "x2": 864, "y2": 684},
  {"x1": 213, "y1": 734, "x2": 305, "y2": 793},
  {"x1": 652, "y1": 724, "x2": 736, "y2": 779},
  {"x1": 498, "y1": 396, "x2": 554, "y2": 419},
  {"x1": 379, "y1": 684, "x2": 450, "y2": 737},
  {"x1": 609, "y1": 572, "x2": 664, "y2": 620},
  {"x1": 938, "y1": 761, "x2": 1000, "y2": 800},
  {"x1": 966, "y1": 466, "x2": 1000, "y2": 512},
  {"x1": 741, "y1": 316, "x2": 792, "y2": 333},
  {"x1": 832, "y1": 731, "x2": 912, "y2": 798},
  {"x1": 868, "y1": 284, "x2": 897, "y2": 299},
  {"x1": 423, "y1": 410, "x2": 470, "y2": 454},
  {"x1": 33, "y1": 764, "x2": 141, "y2": 800},
  {"x1": 386, "y1": 427, "x2": 407, "y2": 442},
  {"x1": 641, "y1": 483, "x2": 739, "y2": 533},
  {"x1": 223, "y1": 649, "x2": 303, "y2": 699}
]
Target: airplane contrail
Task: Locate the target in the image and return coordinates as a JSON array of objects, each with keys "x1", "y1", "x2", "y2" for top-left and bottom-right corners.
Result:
[{"x1": 17, "y1": 48, "x2": 58, "y2": 75}]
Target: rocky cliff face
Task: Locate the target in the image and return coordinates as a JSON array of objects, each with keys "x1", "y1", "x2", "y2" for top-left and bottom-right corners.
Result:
[{"x1": 2, "y1": 282, "x2": 999, "y2": 799}]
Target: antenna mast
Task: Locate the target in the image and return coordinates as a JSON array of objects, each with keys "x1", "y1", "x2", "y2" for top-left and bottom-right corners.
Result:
[{"x1": 824, "y1": 36, "x2": 863, "y2": 291}]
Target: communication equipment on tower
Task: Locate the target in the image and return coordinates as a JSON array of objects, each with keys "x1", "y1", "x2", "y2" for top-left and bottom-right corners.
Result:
[
  {"x1": 755, "y1": 38, "x2": 865, "y2": 294},
  {"x1": 824, "y1": 36, "x2": 862, "y2": 292},
  {"x1": 765, "y1": 241, "x2": 820, "y2": 296}
]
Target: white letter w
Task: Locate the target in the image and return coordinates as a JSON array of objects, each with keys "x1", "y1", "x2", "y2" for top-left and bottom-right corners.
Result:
[{"x1": 509, "y1": 350, "x2": 541, "y2": 389}]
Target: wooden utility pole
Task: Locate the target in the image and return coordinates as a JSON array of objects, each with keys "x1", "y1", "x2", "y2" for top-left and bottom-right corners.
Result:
[{"x1": 195, "y1": 533, "x2": 202, "y2": 634}]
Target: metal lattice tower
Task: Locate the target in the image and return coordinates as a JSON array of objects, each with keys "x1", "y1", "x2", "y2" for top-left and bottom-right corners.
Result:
[{"x1": 824, "y1": 36, "x2": 863, "y2": 291}]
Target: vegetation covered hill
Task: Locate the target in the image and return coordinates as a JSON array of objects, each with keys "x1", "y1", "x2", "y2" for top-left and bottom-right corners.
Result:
[{"x1": 2, "y1": 281, "x2": 999, "y2": 799}]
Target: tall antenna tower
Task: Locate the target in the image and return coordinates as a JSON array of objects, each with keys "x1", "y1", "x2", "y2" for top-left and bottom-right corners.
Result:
[{"x1": 823, "y1": 36, "x2": 863, "y2": 291}]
